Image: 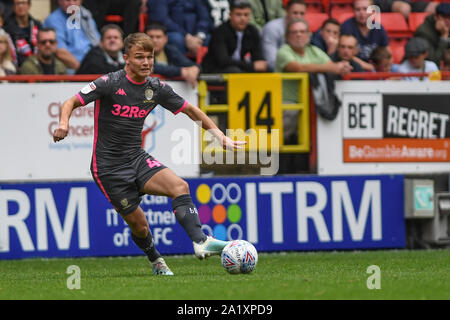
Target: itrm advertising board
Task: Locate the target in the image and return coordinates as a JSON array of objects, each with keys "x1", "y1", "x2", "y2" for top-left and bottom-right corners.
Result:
[
  {"x1": 0, "y1": 175, "x2": 405, "y2": 259},
  {"x1": 318, "y1": 81, "x2": 450, "y2": 175}
]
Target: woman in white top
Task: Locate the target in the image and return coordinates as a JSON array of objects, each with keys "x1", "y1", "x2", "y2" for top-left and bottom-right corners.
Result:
[{"x1": 0, "y1": 33, "x2": 16, "y2": 77}]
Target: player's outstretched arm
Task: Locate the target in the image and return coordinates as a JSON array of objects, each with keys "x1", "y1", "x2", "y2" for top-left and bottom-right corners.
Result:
[
  {"x1": 53, "y1": 95, "x2": 83, "y2": 142},
  {"x1": 182, "y1": 103, "x2": 247, "y2": 151}
]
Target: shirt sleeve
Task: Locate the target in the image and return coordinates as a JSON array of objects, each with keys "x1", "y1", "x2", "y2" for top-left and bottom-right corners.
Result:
[
  {"x1": 275, "y1": 45, "x2": 295, "y2": 72},
  {"x1": 148, "y1": 0, "x2": 185, "y2": 35},
  {"x1": 262, "y1": 22, "x2": 279, "y2": 71},
  {"x1": 426, "y1": 61, "x2": 439, "y2": 72},
  {"x1": 340, "y1": 19, "x2": 353, "y2": 35},
  {"x1": 157, "y1": 81, "x2": 187, "y2": 115},
  {"x1": 313, "y1": 46, "x2": 332, "y2": 64},
  {"x1": 76, "y1": 75, "x2": 111, "y2": 106},
  {"x1": 44, "y1": 15, "x2": 68, "y2": 51},
  {"x1": 310, "y1": 31, "x2": 326, "y2": 52},
  {"x1": 379, "y1": 27, "x2": 389, "y2": 46}
]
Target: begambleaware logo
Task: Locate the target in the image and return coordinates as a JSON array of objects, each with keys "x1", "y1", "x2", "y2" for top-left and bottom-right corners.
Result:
[{"x1": 195, "y1": 183, "x2": 244, "y2": 241}]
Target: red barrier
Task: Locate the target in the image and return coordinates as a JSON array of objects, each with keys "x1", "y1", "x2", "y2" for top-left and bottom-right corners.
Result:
[
  {"x1": 1, "y1": 72, "x2": 449, "y2": 83},
  {"x1": 0, "y1": 74, "x2": 103, "y2": 82},
  {"x1": 343, "y1": 71, "x2": 450, "y2": 80}
]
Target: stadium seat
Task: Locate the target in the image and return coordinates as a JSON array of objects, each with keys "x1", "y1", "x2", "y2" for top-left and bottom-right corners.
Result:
[
  {"x1": 389, "y1": 39, "x2": 407, "y2": 64},
  {"x1": 408, "y1": 12, "x2": 429, "y2": 33},
  {"x1": 333, "y1": 11, "x2": 354, "y2": 24},
  {"x1": 304, "y1": 0, "x2": 325, "y2": 13},
  {"x1": 381, "y1": 13, "x2": 411, "y2": 38},
  {"x1": 328, "y1": 0, "x2": 353, "y2": 13},
  {"x1": 139, "y1": 13, "x2": 148, "y2": 33},
  {"x1": 327, "y1": 0, "x2": 353, "y2": 6},
  {"x1": 105, "y1": 14, "x2": 148, "y2": 33},
  {"x1": 105, "y1": 15, "x2": 124, "y2": 23},
  {"x1": 330, "y1": 3, "x2": 353, "y2": 19},
  {"x1": 321, "y1": 0, "x2": 330, "y2": 14},
  {"x1": 305, "y1": 13, "x2": 329, "y2": 32},
  {"x1": 328, "y1": 0, "x2": 352, "y2": 3},
  {"x1": 306, "y1": 3, "x2": 324, "y2": 13}
]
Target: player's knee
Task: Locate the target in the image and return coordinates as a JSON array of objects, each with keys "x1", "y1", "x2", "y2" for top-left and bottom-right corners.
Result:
[
  {"x1": 172, "y1": 179, "x2": 190, "y2": 198},
  {"x1": 133, "y1": 225, "x2": 149, "y2": 238}
]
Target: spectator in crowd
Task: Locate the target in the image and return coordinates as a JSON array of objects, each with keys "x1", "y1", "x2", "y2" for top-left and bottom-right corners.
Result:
[
  {"x1": 248, "y1": 0, "x2": 285, "y2": 31},
  {"x1": 370, "y1": 45, "x2": 399, "y2": 72},
  {"x1": 276, "y1": 18, "x2": 352, "y2": 174},
  {"x1": 19, "y1": 27, "x2": 66, "y2": 74},
  {"x1": 0, "y1": 2, "x2": 17, "y2": 66},
  {"x1": 331, "y1": 34, "x2": 365, "y2": 73},
  {"x1": 374, "y1": 1, "x2": 438, "y2": 19},
  {"x1": 44, "y1": 0, "x2": 100, "y2": 73},
  {"x1": 3, "y1": 0, "x2": 41, "y2": 67},
  {"x1": 205, "y1": 0, "x2": 230, "y2": 28},
  {"x1": 0, "y1": 3, "x2": 6, "y2": 26},
  {"x1": 441, "y1": 48, "x2": 450, "y2": 79},
  {"x1": 341, "y1": 0, "x2": 390, "y2": 62},
  {"x1": 76, "y1": 24, "x2": 124, "y2": 74},
  {"x1": 201, "y1": 0, "x2": 267, "y2": 73},
  {"x1": 441, "y1": 48, "x2": 450, "y2": 71},
  {"x1": 83, "y1": 0, "x2": 142, "y2": 37},
  {"x1": 414, "y1": 3, "x2": 450, "y2": 66},
  {"x1": 147, "y1": 0, "x2": 212, "y2": 56},
  {"x1": 0, "y1": 0, "x2": 13, "y2": 20},
  {"x1": 0, "y1": 32, "x2": 16, "y2": 76},
  {"x1": 311, "y1": 18, "x2": 340, "y2": 56},
  {"x1": 262, "y1": 0, "x2": 307, "y2": 71},
  {"x1": 276, "y1": 18, "x2": 352, "y2": 101},
  {"x1": 276, "y1": 19, "x2": 352, "y2": 78},
  {"x1": 145, "y1": 22, "x2": 200, "y2": 88},
  {"x1": 397, "y1": 36, "x2": 439, "y2": 80}
]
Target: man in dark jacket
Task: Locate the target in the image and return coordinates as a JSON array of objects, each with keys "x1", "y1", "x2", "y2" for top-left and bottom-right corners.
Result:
[
  {"x1": 311, "y1": 18, "x2": 340, "y2": 57},
  {"x1": 4, "y1": 0, "x2": 41, "y2": 66},
  {"x1": 330, "y1": 34, "x2": 365, "y2": 75},
  {"x1": 414, "y1": 3, "x2": 450, "y2": 66},
  {"x1": 77, "y1": 24, "x2": 125, "y2": 75},
  {"x1": 147, "y1": 0, "x2": 212, "y2": 56},
  {"x1": 201, "y1": 0, "x2": 268, "y2": 73},
  {"x1": 145, "y1": 22, "x2": 200, "y2": 88},
  {"x1": 0, "y1": 0, "x2": 12, "y2": 19},
  {"x1": 83, "y1": 0, "x2": 142, "y2": 37}
]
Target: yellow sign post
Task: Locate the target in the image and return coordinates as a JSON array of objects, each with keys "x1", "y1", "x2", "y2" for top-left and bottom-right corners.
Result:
[
  {"x1": 227, "y1": 73, "x2": 283, "y2": 151},
  {"x1": 198, "y1": 73, "x2": 310, "y2": 154}
]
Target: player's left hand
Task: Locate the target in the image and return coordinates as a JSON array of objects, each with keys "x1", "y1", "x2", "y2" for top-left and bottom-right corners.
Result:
[{"x1": 222, "y1": 136, "x2": 247, "y2": 151}]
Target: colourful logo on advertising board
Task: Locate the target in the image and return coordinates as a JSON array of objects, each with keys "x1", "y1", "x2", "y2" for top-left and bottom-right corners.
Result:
[{"x1": 195, "y1": 183, "x2": 244, "y2": 240}]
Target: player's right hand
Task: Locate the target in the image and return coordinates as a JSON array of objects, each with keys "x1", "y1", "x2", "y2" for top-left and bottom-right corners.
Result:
[{"x1": 53, "y1": 126, "x2": 68, "y2": 142}]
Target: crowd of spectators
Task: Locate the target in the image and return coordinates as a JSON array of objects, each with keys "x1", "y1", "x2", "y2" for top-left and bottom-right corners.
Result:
[{"x1": 0, "y1": 0, "x2": 449, "y2": 83}]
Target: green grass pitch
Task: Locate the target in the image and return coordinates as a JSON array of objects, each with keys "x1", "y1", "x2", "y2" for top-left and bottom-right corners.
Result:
[{"x1": 0, "y1": 250, "x2": 449, "y2": 300}]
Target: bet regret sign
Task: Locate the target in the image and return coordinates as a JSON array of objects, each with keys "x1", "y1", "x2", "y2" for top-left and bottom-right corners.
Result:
[{"x1": 318, "y1": 81, "x2": 450, "y2": 175}]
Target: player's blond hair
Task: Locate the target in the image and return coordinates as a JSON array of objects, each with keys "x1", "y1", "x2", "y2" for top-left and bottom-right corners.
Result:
[{"x1": 123, "y1": 32, "x2": 154, "y2": 55}]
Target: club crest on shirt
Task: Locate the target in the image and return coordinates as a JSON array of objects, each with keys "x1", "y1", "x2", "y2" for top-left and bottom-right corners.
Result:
[
  {"x1": 81, "y1": 82, "x2": 96, "y2": 94},
  {"x1": 144, "y1": 88, "x2": 154, "y2": 103}
]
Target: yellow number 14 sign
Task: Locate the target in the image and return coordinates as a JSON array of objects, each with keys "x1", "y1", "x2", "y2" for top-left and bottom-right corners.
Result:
[{"x1": 227, "y1": 74, "x2": 283, "y2": 151}]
